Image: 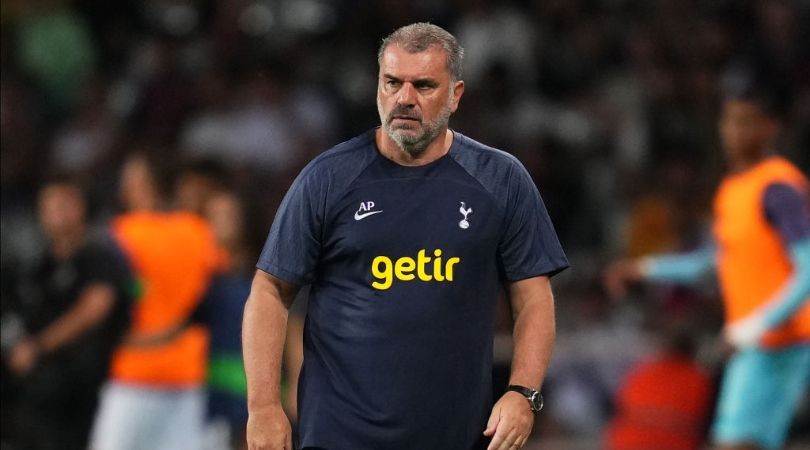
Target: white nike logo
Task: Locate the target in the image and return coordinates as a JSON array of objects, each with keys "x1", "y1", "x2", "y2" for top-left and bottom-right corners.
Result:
[{"x1": 354, "y1": 210, "x2": 383, "y2": 221}]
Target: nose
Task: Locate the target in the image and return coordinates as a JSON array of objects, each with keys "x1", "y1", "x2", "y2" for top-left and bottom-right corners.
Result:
[{"x1": 397, "y1": 82, "x2": 417, "y2": 106}]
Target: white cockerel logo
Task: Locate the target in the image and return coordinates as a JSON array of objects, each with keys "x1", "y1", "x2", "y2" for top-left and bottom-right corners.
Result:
[{"x1": 458, "y1": 202, "x2": 473, "y2": 229}]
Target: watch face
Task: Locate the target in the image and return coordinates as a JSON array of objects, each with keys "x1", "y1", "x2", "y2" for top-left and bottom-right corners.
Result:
[{"x1": 529, "y1": 392, "x2": 544, "y2": 412}]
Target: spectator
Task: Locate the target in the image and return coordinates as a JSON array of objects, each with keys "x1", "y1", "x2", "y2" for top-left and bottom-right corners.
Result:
[
  {"x1": 15, "y1": 1, "x2": 97, "y2": 116},
  {"x1": 3, "y1": 175, "x2": 132, "y2": 450},
  {"x1": 90, "y1": 152, "x2": 220, "y2": 450},
  {"x1": 175, "y1": 157, "x2": 231, "y2": 216},
  {"x1": 604, "y1": 323, "x2": 715, "y2": 450},
  {"x1": 201, "y1": 190, "x2": 252, "y2": 450}
]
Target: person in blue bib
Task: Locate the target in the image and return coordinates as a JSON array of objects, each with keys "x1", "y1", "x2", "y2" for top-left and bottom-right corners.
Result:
[{"x1": 242, "y1": 23, "x2": 569, "y2": 450}]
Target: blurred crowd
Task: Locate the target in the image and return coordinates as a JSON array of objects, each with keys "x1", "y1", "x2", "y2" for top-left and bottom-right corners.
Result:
[{"x1": 1, "y1": 0, "x2": 809, "y2": 449}]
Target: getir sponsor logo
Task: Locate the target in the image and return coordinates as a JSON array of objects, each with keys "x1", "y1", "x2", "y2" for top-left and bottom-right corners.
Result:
[{"x1": 371, "y1": 249, "x2": 460, "y2": 290}]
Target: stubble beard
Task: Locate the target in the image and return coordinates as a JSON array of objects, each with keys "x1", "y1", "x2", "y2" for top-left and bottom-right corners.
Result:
[{"x1": 378, "y1": 97, "x2": 453, "y2": 158}]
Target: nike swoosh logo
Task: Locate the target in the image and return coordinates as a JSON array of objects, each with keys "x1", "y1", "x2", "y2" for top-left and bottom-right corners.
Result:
[{"x1": 354, "y1": 210, "x2": 383, "y2": 221}]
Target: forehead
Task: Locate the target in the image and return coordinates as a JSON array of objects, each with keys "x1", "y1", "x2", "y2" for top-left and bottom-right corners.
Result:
[
  {"x1": 379, "y1": 44, "x2": 449, "y2": 80},
  {"x1": 40, "y1": 184, "x2": 83, "y2": 204},
  {"x1": 722, "y1": 99, "x2": 765, "y2": 117}
]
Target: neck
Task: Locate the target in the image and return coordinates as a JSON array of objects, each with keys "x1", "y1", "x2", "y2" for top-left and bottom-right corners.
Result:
[
  {"x1": 376, "y1": 128, "x2": 453, "y2": 166},
  {"x1": 128, "y1": 196, "x2": 164, "y2": 212},
  {"x1": 729, "y1": 153, "x2": 768, "y2": 174},
  {"x1": 51, "y1": 227, "x2": 85, "y2": 260}
]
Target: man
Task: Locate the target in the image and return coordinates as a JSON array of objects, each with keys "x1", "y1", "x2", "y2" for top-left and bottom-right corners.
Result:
[
  {"x1": 243, "y1": 23, "x2": 568, "y2": 450},
  {"x1": 604, "y1": 79, "x2": 810, "y2": 450},
  {"x1": 4, "y1": 176, "x2": 132, "y2": 450},
  {"x1": 90, "y1": 152, "x2": 221, "y2": 450},
  {"x1": 202, "y1": 190, "x2": 253, "y2": 450},
  {"x1": 175, "y1": 157, "x2": 231, "y2": 216}
]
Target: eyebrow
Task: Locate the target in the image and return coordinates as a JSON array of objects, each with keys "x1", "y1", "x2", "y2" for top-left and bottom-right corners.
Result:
[{"x1": 383, "y1": 74, "x2": 439, "y2": 88}]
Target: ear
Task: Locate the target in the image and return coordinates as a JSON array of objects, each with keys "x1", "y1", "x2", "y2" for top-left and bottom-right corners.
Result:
[{"x1": 450, "y1": 80, "x2": 465, "y2": 113}]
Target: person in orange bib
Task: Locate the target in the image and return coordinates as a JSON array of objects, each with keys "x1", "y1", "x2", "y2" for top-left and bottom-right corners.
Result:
[
  {"x1": 605, "y1": 74, "x2": 810, "y2": 450},
  {"x1": 90, "y1": 153, "x2": 220, "y2": 450}
]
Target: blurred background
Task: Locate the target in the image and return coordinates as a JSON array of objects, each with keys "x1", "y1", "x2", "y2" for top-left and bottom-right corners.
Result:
[{"x1": 1, "y1": 0, "x2": 809, "y2": 449}]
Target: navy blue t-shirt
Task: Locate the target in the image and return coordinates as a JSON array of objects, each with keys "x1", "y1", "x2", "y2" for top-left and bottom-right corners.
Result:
[{"x1": 257, "y1": 129, "x2": 568, "y2": 450}]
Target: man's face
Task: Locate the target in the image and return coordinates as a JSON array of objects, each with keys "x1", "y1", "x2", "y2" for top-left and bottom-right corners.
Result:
[
  {"x1": 205, "y1": 192, "x2": 243, "y2": 248},
  {"x1": 38, "y1": 184, "x2": 86, "y2": 239},
  {"x1": 119, "y1": 156, "x2": 157, "y2": 211},
  {"x1": 719, "y1": 99, "x2": 778, "y2": 163},
  {"x1": 377, "y1": 44, "x2": 463, "y2": 156},
  {"x1": 177, "y1": 173, "x2": 218, "y2": 215}
]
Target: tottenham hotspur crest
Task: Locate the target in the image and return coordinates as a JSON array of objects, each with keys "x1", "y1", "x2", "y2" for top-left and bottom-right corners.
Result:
[{"x1": 458, "y1": 202, "x2": 473, "y2": 229}]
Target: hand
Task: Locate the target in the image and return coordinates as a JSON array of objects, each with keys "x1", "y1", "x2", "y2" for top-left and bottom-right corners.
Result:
[
  {"x1": 483, "y1": 391, "x2": 535, "y2": 450},
  {"x1": 246, "y1": 405, "x2": 293, "y2": 450},
  {"x1": 724, "y1": 314, "x2": 767, "y2": 349},
  {"x1": 602, "y1": 259, "x2": 645, "y2": 301},
  {"x1": 8, "y1": 338, "x2": 39, "y2": 376}
]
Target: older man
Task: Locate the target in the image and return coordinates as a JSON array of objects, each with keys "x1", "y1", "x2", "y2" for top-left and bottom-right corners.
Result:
[{"x1": 243, "y1": 23, "x2": 568, "y2": 450}]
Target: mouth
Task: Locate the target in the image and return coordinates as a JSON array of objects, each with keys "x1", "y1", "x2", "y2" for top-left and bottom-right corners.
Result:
[{"x1": 391, "y1": 115, "x2": 420, "y2": 123}]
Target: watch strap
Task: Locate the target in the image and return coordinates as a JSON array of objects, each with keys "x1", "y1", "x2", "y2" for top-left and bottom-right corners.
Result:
[{"x1": 507, "y1": 384, "x2": 543, "y2": 413}]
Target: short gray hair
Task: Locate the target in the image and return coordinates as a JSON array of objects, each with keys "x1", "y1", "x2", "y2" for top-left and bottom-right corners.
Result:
[{"x1": 378, "y1": 23, "x2": 464, "y2": 81}]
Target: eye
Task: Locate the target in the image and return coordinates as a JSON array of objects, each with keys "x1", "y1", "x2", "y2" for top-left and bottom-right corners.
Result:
[
  {"x1": 386, "y1": 79, "x2": 401, "y2": 88},
  {"x1": 413, "y1": 81, "x2": 438, "y2": 92}
]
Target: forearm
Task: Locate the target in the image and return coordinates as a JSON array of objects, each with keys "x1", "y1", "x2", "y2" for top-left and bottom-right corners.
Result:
[
  {"x1": 243, "y1": 271, "x2": 295, "y2": 412},
  {"x1": 508, "y1": 277, "x2": 556, "y2": 390},
  {"x1": 36, "y1": 283, "x2": 115, "y2": 354},
  {"x1": 642, "y1": 247, "x2": 716, "y2": 285},
  {"x1": 761, "y1": 239, "x2": 810, "y2": 328}
]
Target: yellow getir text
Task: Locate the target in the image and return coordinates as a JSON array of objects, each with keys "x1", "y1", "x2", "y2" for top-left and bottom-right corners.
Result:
[{"x1": 371, "y1": 249, "x2": 460, "y2": 290}]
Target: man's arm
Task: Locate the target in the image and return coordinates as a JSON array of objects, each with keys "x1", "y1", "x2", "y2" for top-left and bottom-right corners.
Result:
[
  {"x1": 726, "y1": 183, "x2": 810, "y2": 347},
  {"x1": 759, "y1": 183, "x2": 810, "y2": 329},
  {"x1": 484, "y1": 275, "x2": 555, "y2": 450},
  {"x1": 761, "y1": 239, "x2": 810, "y2": 328},
  {"x1": 8, "y1": 282, "x2": 116, "y2": 375},
  {"x1": 642, "y1": 247, "x2": 716, "y2": 283},
  {"x1": 243, "y1": 270, "x2": 299, "y2": 450},
  {"x1": 603, "y1": 246, "x2": 716, "y2": 299}
]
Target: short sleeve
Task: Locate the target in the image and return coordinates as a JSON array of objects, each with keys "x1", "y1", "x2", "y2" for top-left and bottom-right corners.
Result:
[
  {"x1": 498, "y1": 162, "x2": 569, "y2": 280},
  {"x1": 76, "y1": 237, "x2": 135, "y2": 308},
  {"x1": 764, "y1": 182, "x2": 810, "y2": 245},
  {"x1": 257, "y1": 165, "x2": 326, "y2": 285},
  {"x1": 80, "y1": 239, "x2": 131, "y2": 289}
]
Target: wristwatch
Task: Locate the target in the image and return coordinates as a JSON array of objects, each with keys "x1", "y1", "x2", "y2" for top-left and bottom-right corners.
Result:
[{"x1": 507, "y1": 385, "x2": 544, "y2": 413}]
